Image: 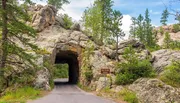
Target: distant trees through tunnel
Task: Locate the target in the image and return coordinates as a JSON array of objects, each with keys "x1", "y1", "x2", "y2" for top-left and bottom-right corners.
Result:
[{"x1": 54, "y1": 50, "x2": 79, "y2": 84}]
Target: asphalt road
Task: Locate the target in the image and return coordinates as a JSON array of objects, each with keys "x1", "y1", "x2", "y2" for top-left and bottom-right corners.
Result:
[{"x1": 28, "y1": 79, "x2": 116, "y2": 103}]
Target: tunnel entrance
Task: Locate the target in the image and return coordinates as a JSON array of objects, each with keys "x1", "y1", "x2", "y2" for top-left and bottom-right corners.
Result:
[{"x1": 54, "y1": 50, "x2": 79, "y2": 84}]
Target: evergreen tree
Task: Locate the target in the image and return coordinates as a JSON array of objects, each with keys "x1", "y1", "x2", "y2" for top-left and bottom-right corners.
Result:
[
  {"x1": 129, "y1": 17, "x2": 137, "y2": 38},
  {"x1": 0, "y1": 0, "x2": 38, "y2": 81},
  {"x1": 130, "y1": 9, "x2": 156, "y2": 47},
  {"x1": 110, "y1": 10, "x2": 125, "y2": 61},
  {"x1": 144, "y1": 9, "x2": 155, "y2": 46},
  {"x1": 136, "y1": 14, "x2": 144, "y2": 42},
  {"x1": 83, "y1": 0, "x2": 114, "y2": 45},
  {"x1": 163, "y1": 32, "x2": 171, "y2": 48},
  {"x1": 160, "y1": 8, "x2": 169, "y2": 26},
  {"x1": 48, "y1": 0, "x2": 69, "y2": 9}
]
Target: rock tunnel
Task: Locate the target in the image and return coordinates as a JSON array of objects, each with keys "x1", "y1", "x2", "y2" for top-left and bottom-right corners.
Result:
[{"x1": 54, "y1": 50, "x2": 80, "y2": 84}]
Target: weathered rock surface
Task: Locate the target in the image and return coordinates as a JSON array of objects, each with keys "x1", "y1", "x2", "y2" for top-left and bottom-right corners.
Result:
[
  {"x1": 34, "y1": 68, "x2": 51, "y2": 90},
  {"x1": 31, "y1": 5, "x2": 57, "y2": 32},
  {"x1": 155, "y1": 25, "x2": 180, "y2": 46},
  {"x1": 96, "y1": 77, "x2": 111, "y2": 91},
  {"x1": 152, "y1": 49, "x2": 180, "y2": 73},
  {"x1": 129, "y1": 78, "x2": 180, "y2": 103}
]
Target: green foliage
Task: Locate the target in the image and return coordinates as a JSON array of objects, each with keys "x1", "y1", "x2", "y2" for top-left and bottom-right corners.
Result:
[
  {"x1": 84, "y1": 69, "x2": 93, "y2": 81},
  {"x1": 115, "y1": 47, "x2": 155, "y2": 85},
  {"x1": 172, "y1": 24, "x2": 180, "y2": 33},
  {"x1": 0, "y1": 86, "x2": 40, "y2": 103},
  {"x1": 160, "y1": 8, "x2": 169, "y2": 26},
  {"x1": 118, "y1": 88, "x2": 138, "y2": 103},
  {"x1": 0, "y1": 1, "x2": 39, "y2": 89},
  {"x1": 63, "y1": 14, "x2": 73, "y2": 29},
  {"x1": 48, "y1": 0, "x2": 69, "y2": 9},
  {"x1": 130, "y1": 9, "x2": 157, "y2": 48},
  {"x1": 110, "y1": 10, "x2": 125, "y2": 61},
  {"x1": 170, "y1": 40, "x2": 180, "y2": 49},
  {"x1": 81, "y1": 41, "x2": 94, "y2": 82},
  {"x1": 163, "y1": 32, "x2": 171, "y2": 48},
  {"x1": 54, "y1": 64, "x2": 69, "y2": 78},
  {"x1": 129, "y1": 17, "x2": 137, "y2": 38},
  {"x1": 83, "y1": 0, "x2": 114, "y2": 44},
  {"x1": 160, "y1": 61, "x2": 180, "y2": 87},
  {"x1": 159, "y1": 26, "x2": 164, "y2": 35}
]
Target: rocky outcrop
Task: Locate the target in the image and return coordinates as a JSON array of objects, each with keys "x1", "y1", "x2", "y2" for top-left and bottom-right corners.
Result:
[
  {"x1": 129, "y1": 78, "x2": 180, "y2": 103},
  {"x1": 155, "y1": 25, "x2": 180, "y2": 46},
  {"x1": 31, "y1": 5, "x2": 57, "y2": 32},
  {"x1": 152, "y1": 49, "x2": 180, "y2": 74}
]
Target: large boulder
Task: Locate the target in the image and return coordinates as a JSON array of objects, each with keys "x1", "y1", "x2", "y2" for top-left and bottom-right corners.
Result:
[
  {"x1": 129, "y1": 78, "x2": 180, "y2": 103},
  {"x1": 152, "y1": 49, "x2": 180, "y2": 74},
  {"x1": 31, "y1": 5, "x2": 57, "y2": 32}
]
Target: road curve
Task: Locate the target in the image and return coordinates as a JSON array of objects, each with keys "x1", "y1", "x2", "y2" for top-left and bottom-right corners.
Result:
[{"x1": 28, "y1": 79, "x2": 115, "y2": 103}]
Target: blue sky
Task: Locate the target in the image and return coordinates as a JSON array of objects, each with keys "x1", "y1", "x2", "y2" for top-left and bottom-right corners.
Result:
[{"x1": 32, "y1": 0, "x2": 180, "y2": 35}]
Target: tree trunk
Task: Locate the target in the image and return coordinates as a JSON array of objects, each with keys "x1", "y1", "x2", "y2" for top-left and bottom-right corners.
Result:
[
  {"x1": 116, "y1": 35, "x2": 119, "y2": 61},
  {"x1": 0, "y1": 0, "x2": 8, "y2": 69}
]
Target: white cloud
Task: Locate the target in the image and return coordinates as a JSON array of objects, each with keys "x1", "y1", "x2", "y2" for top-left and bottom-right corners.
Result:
[
  {"x1": 32, "y1": 0, "x2": 46, "y2": 5},
  {"x1": 121, "y1": 15, "x2": 132, "y2": 39},
  {"x1": 59, "y1": 0, "x2": 95, "y2": 21}
]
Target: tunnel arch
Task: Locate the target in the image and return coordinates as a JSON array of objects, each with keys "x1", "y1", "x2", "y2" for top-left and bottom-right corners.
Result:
[{"x1": 51, "y1": 44, "x2": 82, "y2": 84}]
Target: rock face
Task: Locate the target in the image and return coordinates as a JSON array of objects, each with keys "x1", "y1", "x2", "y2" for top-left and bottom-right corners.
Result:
[
  {"x1": 155, "y1": 25, "x2": 180, "y2": 46},
  {"x1": 152, "y1": 49, "x2": 180, "y2": 74},
  {"x1": 96, "y1": 77, "x2": 111, "y2": 91},
  {"x1": 34, "y1": 68, "x2": 51, "y2": 90},
  {"x1": 31, "y1": 5, "x2": 57, "y2": 32},
  {"x1": 129, "y1": 78, "x2": 180, "y2": 103}
]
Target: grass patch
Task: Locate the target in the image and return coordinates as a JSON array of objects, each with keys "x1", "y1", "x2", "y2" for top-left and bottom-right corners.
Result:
[
  {"x1": 96, "y1": 87, "x2": 138, "y2": 103},
  {"x1": 0, "y1": 86, "x2": 41, "y2": 103},
  {"x1": 118, "y1": 88, "x2": 138, "y2": 103}
]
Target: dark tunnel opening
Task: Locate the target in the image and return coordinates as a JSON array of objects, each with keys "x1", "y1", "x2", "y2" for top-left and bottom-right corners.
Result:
[{"x1": 54, "y1": 50, "x2": 79, "y2": 84}]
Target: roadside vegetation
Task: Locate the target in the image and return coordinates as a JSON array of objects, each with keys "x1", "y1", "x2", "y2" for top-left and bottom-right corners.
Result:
[
  {"x1": 115, "y1": 47, "x2": 155, "y2": 85},
  {"x1": 0, "y1": 87, "x2": 41, "y2": 103},
  {"x1": 97, "y1": 87, "x2": 138, "y2": 103}
]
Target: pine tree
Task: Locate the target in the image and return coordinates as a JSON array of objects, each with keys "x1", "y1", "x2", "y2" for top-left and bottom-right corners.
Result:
[
  {"x1": 129, "y1": 17, "x2": 137, "y2": 38},
  {"x1": 110, "y1": 10, "x2": 125, "y2": 61},
  {"x1": 0, "y1": 0, "x2": 38, "y2": 83},
  {"x1": 83, "y1": 0, "x2": 114, "y2": 45},
  {"x1": 163, "y1": 32, "x2": 171, "y2": 48},
  {"x1": 160, "y1": 8, "x2": 169, "y2": 26},
  {"x1": 48, "y1": 0, "x2": 69, "y2": 9},
  {"x1": 136, "y1": 14, "x2": 144, "y2": 42},
  {"x1": 144, "y1": 9, "x2": 155, "y2": 46}
]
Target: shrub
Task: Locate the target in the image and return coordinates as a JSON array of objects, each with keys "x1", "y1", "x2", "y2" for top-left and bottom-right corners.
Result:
[
  {"x1": 173, "y1": 24, "x2": 180, "y2": 33},
  {"x1": 115, "y1": 47, "x2": 155, "y2": 85},
  {"x1": 160, "y1": 61, "x2": 180, "y2": 87},
  {"x1": 118, "y1": 88, "x2": 138, "y2": 103},
  {"x1": 84, "y1": 68, "x2": 93, "y2": 82}
]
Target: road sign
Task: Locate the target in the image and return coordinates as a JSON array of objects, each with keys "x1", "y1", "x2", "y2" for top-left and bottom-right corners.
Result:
[{"x1": 101, "y1": 69, "x2": 110, "y2": 74}]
